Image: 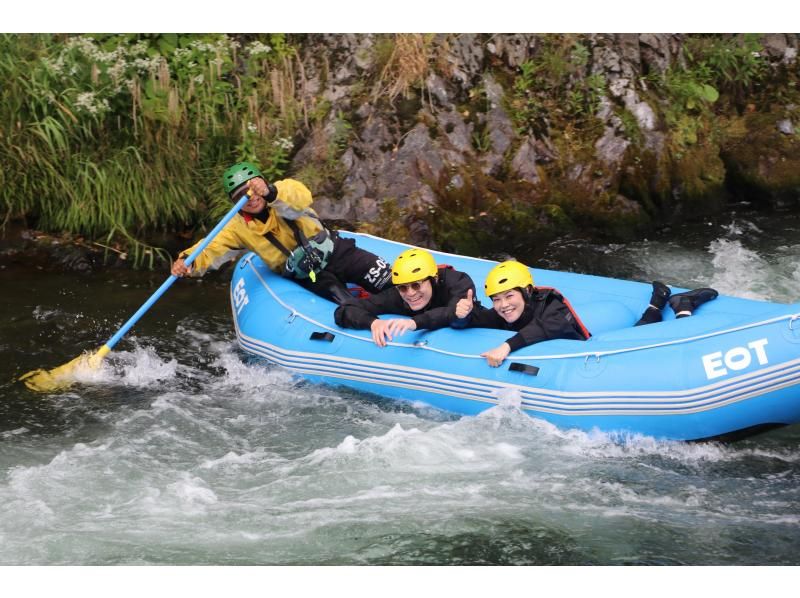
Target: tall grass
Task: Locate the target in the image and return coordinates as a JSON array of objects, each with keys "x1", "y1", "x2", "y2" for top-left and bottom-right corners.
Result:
[
  {"x1": 372, "y1": 33, "x2": 434, "y2": 105},
  {"x1": 0, "y1": 33, "x2": 309, "y2": 267}
]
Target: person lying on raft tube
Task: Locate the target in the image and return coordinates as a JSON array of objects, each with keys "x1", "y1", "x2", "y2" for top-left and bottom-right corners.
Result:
[
  {"x1": 455, "y1": 261, "x2": 720, "y2": 367},
  {"x1": 334, "y1": 248, "x2": 480, "y2": 347},
  {"x1": 171, "y1": 162, "x2": 393, "y2": 304}
]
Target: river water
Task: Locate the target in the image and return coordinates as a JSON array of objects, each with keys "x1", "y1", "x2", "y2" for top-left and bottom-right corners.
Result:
[{"x1": 2, "y1": 207, "x2": 800, "y2": 566}]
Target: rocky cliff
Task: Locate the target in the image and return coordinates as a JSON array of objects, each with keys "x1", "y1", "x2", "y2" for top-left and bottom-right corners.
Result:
[{"x1": 280, "y1": 34, "x2": 799, "y2": 256}]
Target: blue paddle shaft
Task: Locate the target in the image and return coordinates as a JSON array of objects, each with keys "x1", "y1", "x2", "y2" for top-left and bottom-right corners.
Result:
[{"x1": 104, "y1": 194, "x2": 251, "y2": 350}]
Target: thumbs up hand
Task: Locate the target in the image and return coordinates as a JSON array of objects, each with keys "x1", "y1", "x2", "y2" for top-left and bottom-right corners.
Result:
[{"x1": 455, "y1": 288, "x2": 475, "y2": 319}]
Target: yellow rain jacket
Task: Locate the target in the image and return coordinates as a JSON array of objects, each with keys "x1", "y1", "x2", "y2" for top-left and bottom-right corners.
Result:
[{"x1": 179, "y1": 179, "x2": 324, "y2": 275}]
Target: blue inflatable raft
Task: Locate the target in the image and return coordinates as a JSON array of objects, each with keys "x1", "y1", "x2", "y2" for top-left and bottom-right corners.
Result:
[{"x1": 230, "y1": 232, "x2": 800, "y2": 441}]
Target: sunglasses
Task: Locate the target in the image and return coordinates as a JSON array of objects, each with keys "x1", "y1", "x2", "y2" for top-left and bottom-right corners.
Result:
[{"x1": 396, "y1": 280, "x2": 428, "y2": 294}]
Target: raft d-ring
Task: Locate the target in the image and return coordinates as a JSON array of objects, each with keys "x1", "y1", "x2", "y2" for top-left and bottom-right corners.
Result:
[
  {"x1": 414, "y1": 340, "x2": 428, "y2": 347},
  {"x1": 286, "y1": 311, "x2": 298, "y2": 323},
  {"x1": 238, "y1": 254, "x2": 254, "y2": 269},
  {"x1": 584, "y1": 354, "x2": 601, "y2": 366},
  {"x1": 790, "y1": 315, "x2": 800, "y2": 331}
]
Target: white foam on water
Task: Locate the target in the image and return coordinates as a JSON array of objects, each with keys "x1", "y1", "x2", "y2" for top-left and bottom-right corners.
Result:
[
  {"x1": 708, "y1": 238, "x2": 774, "y2": 300},
  {"x1": 69, "y1": 343, "x2": 178, "y2": 387},
  {"x1": 32, "y1": 306, "x2": 63, "y2": 321},
  {"x1": 295, "y1": 420, "x2": 523, "y2": 474},
  {"x1": 627, "y1": 221, "x2": 800, "y2": 303},
  {"x1": 175, "y1": 325, "x2": 221, "y2": 344},
  {"x1": 1, "y1": 427, "x2": 29, "y2": 438},
  {"x1": 1, "y1": 380, "x2": 797, "y2": 565},
  {"x1": 210, "y1": 348, "x2": 298, "y2": 393},
  {"x1": 624, "y1": 241, "x2": 716, "y2": 289},
  {"x1": 166, "y1": 473, "x2": 218, "y2": 511},
  {"x1": 199, "y1": 449, "x2": 271, "y2": 470}
]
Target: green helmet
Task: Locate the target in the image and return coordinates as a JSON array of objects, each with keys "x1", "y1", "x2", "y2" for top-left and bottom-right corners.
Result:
[{"x1": 222, "y1": 162, "x2": 263, "y2": 196}]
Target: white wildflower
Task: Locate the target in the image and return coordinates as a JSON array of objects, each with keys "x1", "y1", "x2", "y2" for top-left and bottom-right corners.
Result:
[
  {"x1": 247, "y1": 41, "x2": 272, "y2": 57},
  {"x1": 274, "y1": 137, "x2": 294, "y2": 151},
  {"x1": 189, "y1": 40, "x2": 215, "y2": 53},
  {"x1": 132, "y1": 56, "x2": 162, "y2": 74},
  {"x1": 108, "y1": 59, "x2": 128, "y2": 81},
  {"x1": 42, "y1": 56, "x2": 65, "y2": 75},
  {"x1": 66, "y1": 36, "x2": 97, "y2": 56},
  {"x1": 74, "y1": 91, "x2": 109, "y2": 115},
  {"x1": 131, "y1": 41, "x2": 149, "y2": 55},
  {"x1": 92, "y1": 49, "x2": 117, "y2": 64},
  {"x1": 247, "y1": 122, "x2": 258, "y2": 133}
]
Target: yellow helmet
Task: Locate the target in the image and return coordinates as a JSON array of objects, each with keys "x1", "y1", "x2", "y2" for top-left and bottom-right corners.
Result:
[
  {"x1": 392, "y1": 248, "x2": 438, "y2": 284},
  {"x1": 484, "y1": 260, "x2": 534, "y2": 296}
]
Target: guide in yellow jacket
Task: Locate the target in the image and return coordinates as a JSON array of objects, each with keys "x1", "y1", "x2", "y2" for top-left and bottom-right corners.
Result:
[{"x1": 172, "y1": 162, "x2": 392, "y2": 303}]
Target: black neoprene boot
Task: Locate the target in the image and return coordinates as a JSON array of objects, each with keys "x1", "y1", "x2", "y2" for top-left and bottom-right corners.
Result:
[
  {"x1": 668, "y1": 288, "x2": 719, "y2": 318},
  {"x1": 649, "y1": 281, "x2": 671, "y2": 310},
  {"x1": 634, "y1": 281, "x2": 671, "y2": 326}
]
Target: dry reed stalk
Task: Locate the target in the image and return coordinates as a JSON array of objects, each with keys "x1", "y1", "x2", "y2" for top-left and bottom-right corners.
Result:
[
  {"x1": 156, "y1": 60, "x2": 170, "y2": 94},
  {"x1": 295, "y1": 54, "x2": 309, "y2": 129},
  {"x1": 270, "y1": 68, "x2": 284, "y2": 119},
  {"x1": 374, "y1": 33, "x2": 431, "y2": 105},
  {"x1": 168, "y1": 87, "x2": 180, "y2": 124}
]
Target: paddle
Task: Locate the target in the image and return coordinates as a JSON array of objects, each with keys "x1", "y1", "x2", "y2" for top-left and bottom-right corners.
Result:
[{"x1": 20, "y1": 193, "x2": 252, "y2": 392}]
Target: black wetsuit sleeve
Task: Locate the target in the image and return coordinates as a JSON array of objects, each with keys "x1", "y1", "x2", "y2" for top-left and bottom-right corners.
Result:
[
  {"x1": 411, "y1": 269, "x2": 476, "y2": 331},
  {"x1": 462, "y1": 292, "x2": 584, "y2": 351},
  {"x1": 333, "y1": 288, "x2": 407, "y2": 329},
  {"x1": 462, "y1": 303, "x2": 506, "y2": 328},
  {"x1": 505, "y1": 296, "x2": 583, "y2": 352}
]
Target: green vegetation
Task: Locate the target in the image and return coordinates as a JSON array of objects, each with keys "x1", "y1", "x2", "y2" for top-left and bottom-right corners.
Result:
[
  {"x1": 0, "y1": 33, "x2": 303, "y2": 267},
  {"x1": 687, "y1": 34, "x2": 768, "y2": 109},
  {"x1": 293, "y1": 109, "x2": 354, "y2": 196},
  {"x1": 509, "y1": 35, "x2": 607, "y2": 137},
  {"x1": 1, "y1": 34, "x2": 797, "y2": 267},
  {"x1": 644, "y1": 34, "x2": 773, "y2": 151}
]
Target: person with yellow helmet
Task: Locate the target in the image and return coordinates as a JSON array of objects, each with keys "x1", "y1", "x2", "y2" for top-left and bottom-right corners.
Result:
[
  {"x1": 334, "y1": 248, "x2": 479, "y2": 347},
  {"x1": 457, "y1": 261, "x2": 719, "y2": 366},
  {"x1": 454, "y1": 260, "x2": 591, "y2": 367},
  {"x1": 171, "y1": 162, "x2": 392, "y2": 303}
]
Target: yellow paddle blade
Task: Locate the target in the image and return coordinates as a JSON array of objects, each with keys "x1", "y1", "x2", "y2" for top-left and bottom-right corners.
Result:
[{"x1": 20, "y1": 345, "x2": 111, "y2": 392}]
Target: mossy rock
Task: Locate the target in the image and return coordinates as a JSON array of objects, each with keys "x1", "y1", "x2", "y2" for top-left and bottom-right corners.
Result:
[
  {"x1": 669, "y1": 144, "x2": 728, "y2": 216},
  {"x1": 722, "y1": 112, "x2": 800, "y2": 208},
  {"x1": 618, "y1": 148, "x2": 673, "y2": 216},
  {"x1": 569, "y1": 192, "x2": 651, "y2": 241},
  {"x1": 419, "y1": 164, "x2": 575, "y2": 257}
]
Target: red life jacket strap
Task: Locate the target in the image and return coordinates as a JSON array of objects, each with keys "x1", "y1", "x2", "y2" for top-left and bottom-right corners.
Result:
[{"x1": 536, "y1": 286, "x2": 592, "y2": 340}]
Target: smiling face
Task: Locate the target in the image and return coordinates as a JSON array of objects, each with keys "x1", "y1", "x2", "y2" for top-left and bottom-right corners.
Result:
[
  {"x1": 234, "y1": 177, "x2": 268, "y2": 214},
  {"x1": 490, "y1": 288, "x2": 526, "y2": 324},
  {"x1": 240, "y1": 193, "x2": 267, "y2": 214},
  {"x1": 396, "y1": 278, "x2": 434, "y2": 312}
]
